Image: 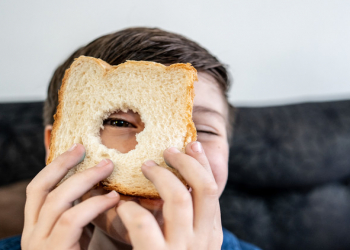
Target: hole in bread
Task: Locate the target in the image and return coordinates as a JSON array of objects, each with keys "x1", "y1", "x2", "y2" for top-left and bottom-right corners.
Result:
[{"x1": 100, "y1": 110, "x2": 145, "y2": 153}]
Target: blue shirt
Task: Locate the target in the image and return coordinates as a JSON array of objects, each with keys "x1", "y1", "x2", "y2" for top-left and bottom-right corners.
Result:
[
  {"x1": 222, "y1": 228, "x2": 262, "y2": 250},
  {"x1": 0, "y1": 229, "x2": 262, "y2": 250}
]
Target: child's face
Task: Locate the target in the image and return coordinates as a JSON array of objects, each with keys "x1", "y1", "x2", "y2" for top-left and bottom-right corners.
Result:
[
  {"x1": 99, "y1": 72, "x2": 229, "y2": 194},
  {"x1": 83, "y1": 72, "x2": 229, "y2": 243},
  {"x1": 191, "y1": 72, "x2": 229, "y2": 195}
]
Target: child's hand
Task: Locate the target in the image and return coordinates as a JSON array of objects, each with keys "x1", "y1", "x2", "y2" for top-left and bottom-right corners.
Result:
[
  {"x1": 117, "y1": 141, "x2": 223, "y2": 250},
  {"x1": 21, "y1": 144, "x2": 120, "y2": 250}
]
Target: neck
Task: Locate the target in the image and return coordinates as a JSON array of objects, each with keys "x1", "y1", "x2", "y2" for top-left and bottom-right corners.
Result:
[{"x1": 88, "y1": 227, "x2": 132, "y2": 250}]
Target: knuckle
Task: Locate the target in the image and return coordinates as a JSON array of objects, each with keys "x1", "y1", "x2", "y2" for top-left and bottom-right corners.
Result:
[
  {"x1": 26, "y1": 182, "x2": 36, "y2": 196},
  {"x1": 201, "y1": 180, "x2": 218, "y2": 197},
  {"x1": 58, "y1": 212, "x2": 74, "y2": 228},
  {"x1": 56, "y1": 158, "x2": 73, "y2": 172},
  {"x1": 170, "y1": 190, "x2": 191, "y2": 206},
  {"x1": 78, "y1": 168, "x2": 98, "y2": 181}
]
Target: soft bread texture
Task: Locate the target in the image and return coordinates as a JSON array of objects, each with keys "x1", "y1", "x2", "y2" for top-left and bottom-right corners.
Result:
[{"x1": 47, "y1": 56, "x2": 197, "y2": 198}]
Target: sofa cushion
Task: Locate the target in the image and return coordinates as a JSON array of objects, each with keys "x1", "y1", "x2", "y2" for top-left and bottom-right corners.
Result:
[
  {"x1": 0, "y1": 102, "x2": 45, "y2": 186},
  {"x1": 1, "y1": 100, "x2": 350, "y2": 250},
  {"x1": 228, "y1": 100, "x2": 350, "y2": 188},
  {"x1": 221, "y1": 99, "x2": 350, "y2": 250}
]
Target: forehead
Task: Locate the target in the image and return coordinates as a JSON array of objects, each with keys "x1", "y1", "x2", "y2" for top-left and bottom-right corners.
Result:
[{"x1": 193, "y1": 72, "x2": 227, "y2": 119}]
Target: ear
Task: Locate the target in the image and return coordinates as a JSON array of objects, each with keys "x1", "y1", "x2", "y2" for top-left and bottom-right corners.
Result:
[{"x1": 44, "y1": 125, "x2": 53, "y2": 162}]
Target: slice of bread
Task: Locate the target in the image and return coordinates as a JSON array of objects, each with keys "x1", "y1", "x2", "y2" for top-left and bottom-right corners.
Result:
[{"x1": 47, "y1": 56, "x2": 197, "y2": 198}]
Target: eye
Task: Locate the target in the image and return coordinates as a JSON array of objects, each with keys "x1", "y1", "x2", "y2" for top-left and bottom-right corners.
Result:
[
  {"x1": 196, "y1": 130, "x2": 218, "y2": 136},
  {"x1": 103, "y1": 119, "x2": 135, "y2": 128}
]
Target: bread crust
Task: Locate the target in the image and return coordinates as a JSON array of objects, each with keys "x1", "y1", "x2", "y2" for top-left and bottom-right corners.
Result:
[
  {"x1": 47, "y1": 57, "x2": 113, "y2": 165},
  {"x1": 46, "y1": 68, "x2": 69, "y2": 165},
  {"x1": 47, "y1": 56, "x2": 197, "y2": 198}
]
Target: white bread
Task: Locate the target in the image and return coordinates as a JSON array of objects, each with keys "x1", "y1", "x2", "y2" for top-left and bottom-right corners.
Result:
[{"x1": 47, "y1": 56, "x2": 197, "y2": 198}]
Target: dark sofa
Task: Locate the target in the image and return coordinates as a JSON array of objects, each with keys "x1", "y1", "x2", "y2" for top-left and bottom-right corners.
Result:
[{"x1": 1, "y1": 100, "x2": 349, "y2": 250}]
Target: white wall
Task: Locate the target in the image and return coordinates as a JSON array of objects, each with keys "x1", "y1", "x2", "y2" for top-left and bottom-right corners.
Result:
[{"x1": 0, "y1": 0, "x2": 349, "y2": 106}]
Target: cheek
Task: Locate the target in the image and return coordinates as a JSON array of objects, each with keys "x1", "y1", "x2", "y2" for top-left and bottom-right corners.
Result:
[
  {"x1": 202, "y1": 141, "x2": 229, "y2": 196},
  {"x1": 100, "y1": 129, "x2": 139, "y2": 153}
]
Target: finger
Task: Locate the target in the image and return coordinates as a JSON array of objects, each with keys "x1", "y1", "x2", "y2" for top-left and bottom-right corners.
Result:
[
  {"x1": 117, "y1": 201, "x2": 165, "y2": 250},
  {"x1": 163, "y1": 144, "x2": 218, "y2": 237},
  {"x1": 33, "y1": 159, "x2": 114, "y2": 238},
  {"x1": 185, "y1": 143, "x2": 224, "y2": 246},
  {"x1": 24, "y1": 143, "x2": 85, "y2": 229},
  {"x1": 185, "y1": 141, "x2": 213, "y2": 176},
  {"x1": 48, "y1": 191, "x2": 119, "y2": 249},
  {"x1": 142, "y1": 161, "x2": 193, "y2": 245}
]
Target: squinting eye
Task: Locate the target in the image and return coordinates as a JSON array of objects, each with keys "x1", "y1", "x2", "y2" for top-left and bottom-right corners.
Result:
[
  {"x1": 104, "y1": 119, "x2": 134, "y2": 128},
  {"x1": 197, "y1": 130, "x2": 218, "y2": 135}
]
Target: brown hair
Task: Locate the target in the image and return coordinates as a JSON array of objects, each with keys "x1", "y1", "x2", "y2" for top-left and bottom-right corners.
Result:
[{"x1": 44, "y1": 27, "x2": 234, "y2": 139}]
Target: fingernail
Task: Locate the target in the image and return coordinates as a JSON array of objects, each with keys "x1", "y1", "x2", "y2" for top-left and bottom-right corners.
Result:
[
  {"x1": 106, "y1": 190, "x2": 118, "y2": 198},
  {"x1": 80, "y1": 152, "x2": 86, "y2": 162},
  {"x1": 96, "y1": 159, "x2": 109, "y2": 167},
  {"x1": 191, "y1": 141, "x2": 202, "y2": 153},
  {"x1": 143, "y1": 160, "x2": 157, "y2": 167},
  {"x1": 68, "y1": 143, "x2": 77, "y2": 151},
  {"x1": 163, "y1": 158, "x2": 173, "y2": 169},
  {"x1": 168, "y1": 147, "x2": 180, "y2": 154}
]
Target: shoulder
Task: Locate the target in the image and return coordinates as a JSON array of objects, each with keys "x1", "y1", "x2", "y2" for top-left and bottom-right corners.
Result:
[
  {"x1": 222, "y1": 228, "x2": 262, "y2": 250},
  {"x1": 0, "y1": 235, "x2": 21, "y2": 250}
]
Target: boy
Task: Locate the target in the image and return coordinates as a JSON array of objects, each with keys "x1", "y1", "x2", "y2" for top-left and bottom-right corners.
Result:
[{"x1": 1, "y1": 27, "x2": 261, "y2": 250}]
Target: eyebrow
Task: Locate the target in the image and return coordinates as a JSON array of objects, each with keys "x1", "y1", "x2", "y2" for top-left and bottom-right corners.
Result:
[{"x1": 193, "y1": 105, "x2": 226, "y2": 122}]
